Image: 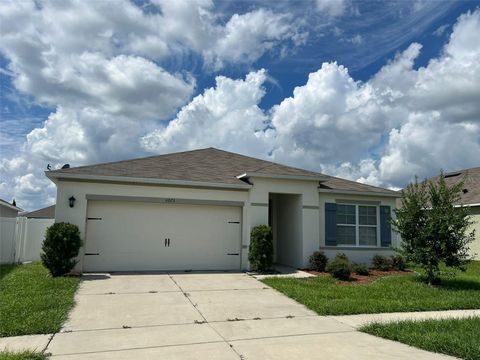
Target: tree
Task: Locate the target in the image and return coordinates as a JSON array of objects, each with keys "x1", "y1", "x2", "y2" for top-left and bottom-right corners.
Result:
[{"x1": 393, "y1": 173, "x2": 475, "y2": 285}]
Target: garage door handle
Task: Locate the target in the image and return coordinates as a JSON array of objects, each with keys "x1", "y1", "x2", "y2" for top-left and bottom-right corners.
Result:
[{"x1": 227, "y1": 253, "x2": 239, "y2": 256}]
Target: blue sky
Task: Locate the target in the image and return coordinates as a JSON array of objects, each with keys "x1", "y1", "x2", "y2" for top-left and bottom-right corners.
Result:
[{"x1": 1, "y1": 0, "x2": 479, "y2": 210}]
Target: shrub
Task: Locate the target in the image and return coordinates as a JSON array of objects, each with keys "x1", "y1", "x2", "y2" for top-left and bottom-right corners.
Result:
[
  {"x1": 391, "y1": 255, "x2": 406, "y2": 271},
  {"x1": 248, "y1": 225, "x2": 273, "y2": 273},
  {"x1": 353, "y1": 263, "x2": 370, "y2": 276},
  {"x1": 372, "y1": 254, "x2": 393, "y2": 271},
  {"x1": 326, "y1": 254, "x2": 352, "y2": 280},
  {"x1": 309, "y1": 251, "x2": 328, "y2": 272},
  {"x1": 335, "y1": 252, "x2": 349, "y2": 261},
  {"x1": 41, "y1": 222, "x2": 82, "y2": 277}
]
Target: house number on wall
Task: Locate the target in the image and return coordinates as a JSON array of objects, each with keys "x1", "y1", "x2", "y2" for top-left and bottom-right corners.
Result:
[{"x1": 164, "y1": 198, "x2": 176, "y2": 203}]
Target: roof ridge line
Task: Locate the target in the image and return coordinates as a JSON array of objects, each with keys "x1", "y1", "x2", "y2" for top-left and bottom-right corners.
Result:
[
  {"x1": 210, "y1": 148, "x2": 325, "y2": 176},
  {"x1": 50, "y1": 147, "x2": 212, "y2": 173},
  {"x1": 321, "y1": 174, "x2": 398, "y2": 194}
]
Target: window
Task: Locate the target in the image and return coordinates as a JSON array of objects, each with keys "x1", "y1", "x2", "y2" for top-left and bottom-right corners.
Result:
[
  {"x1": 359, "y1": 205, "x2": 377, "y2": 246},
  {"x1": 336, "y1": 204, "x2": 356, "y2": 245},
  {"x1": 336, "y1": 204, "x2": 379, "y2": 247}
]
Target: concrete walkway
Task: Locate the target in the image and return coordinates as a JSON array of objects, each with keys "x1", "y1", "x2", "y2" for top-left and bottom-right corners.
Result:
[
  {"x1": 0, "y1": 334, "x2": 52, "y2": 353},
  {"x1": 27, "y1": 272, "x2": 457, "y2": 359},
  {"x1": 332, "y1": 309, "x2": 480, "y2": 328},
  {"x1": 250, "y1": 264, "x2": 314, "y2": 279}
]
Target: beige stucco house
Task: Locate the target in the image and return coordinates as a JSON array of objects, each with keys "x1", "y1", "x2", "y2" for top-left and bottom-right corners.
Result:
[
  {"x1": 0, "y1": 198, "x2": 22, "y2": 218},
  {"x1": 46, "y1": 148, "x2": 400, "y2": 272},
  {"x1": 427, "y1": 167, "x2": 480, "y2": 260}
]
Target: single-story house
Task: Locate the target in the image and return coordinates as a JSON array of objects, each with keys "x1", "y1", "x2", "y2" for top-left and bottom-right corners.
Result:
[
  {"x1": 0, "y1": 198, "x2": 22, "y2": 218},
  {"x1": 22, "y1": 205, "x2": 56, "y2": 219},
  {"x1": 46, "y1": 148, "x2": 400, "y2": 272},
  {"x1": 427, "y1": 167, "x2": 480, "y2": 260}
]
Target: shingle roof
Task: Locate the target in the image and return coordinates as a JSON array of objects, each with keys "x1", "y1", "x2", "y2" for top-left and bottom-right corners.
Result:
[
  {"x1": 48, "y1": 147, "x2": 397, "y2": 195},
  {"x1": 427, "y1": 167, "x2": 480, "y2": 206},
  {"x1": 23, "y1": 205, "x2": 55, "y2": 219},
  {"x1": 319, "y1": 176, "x2": 399, "y2": 195}
]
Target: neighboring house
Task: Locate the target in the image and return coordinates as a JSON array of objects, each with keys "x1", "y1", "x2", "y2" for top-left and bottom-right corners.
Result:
[
  {"x1": 46, "y1": 148, "x2": 400, "y2": 272},
  {"x1": 0, "y1": 198, "x2": 22, "y2": 217},
  {"x1": 0, "y1": 199, "x2": 23, "y2": 263},
  {"x1": 427, "y1": 167, "x2": 480, "y2": 260},
  {"x1": 23, "y1": 205, "x2": 56, "y2": 219}
]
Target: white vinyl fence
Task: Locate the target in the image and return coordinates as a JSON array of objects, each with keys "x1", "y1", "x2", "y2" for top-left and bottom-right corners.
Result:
[{"x1": 0, "y1": 217, "x2": 54, "y2": 264}]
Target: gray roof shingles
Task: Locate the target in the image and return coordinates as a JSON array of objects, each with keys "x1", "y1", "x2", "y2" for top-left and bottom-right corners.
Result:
[
  {"x1": 427, "y1": 167, "x2": 480, "y2": 206},
  {"x1": 49, "y1": 147, "x2": 397, "y2": 196}
]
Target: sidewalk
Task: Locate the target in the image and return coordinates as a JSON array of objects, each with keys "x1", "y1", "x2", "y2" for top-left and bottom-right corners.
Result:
[
  {"x1": 331, "y1": 309, "x2": 480, "y2": 328},
  {"x1": 0, "y1": 334, "x2": 52, "y2": 352},
  {"x1": 2, "y1": 309, "x2": 479, "y2": 354}
]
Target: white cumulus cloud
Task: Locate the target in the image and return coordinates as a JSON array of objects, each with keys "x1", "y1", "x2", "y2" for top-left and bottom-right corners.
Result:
[
  {"x1": 0, "y1": 0, "x2": 306, "y2": 209},
  {"x1": 142, "y1": 70, "x2": 272, "y2": 156},
  {"x1": 1, "y1": 4, "x2": 479, "y2": 211}
]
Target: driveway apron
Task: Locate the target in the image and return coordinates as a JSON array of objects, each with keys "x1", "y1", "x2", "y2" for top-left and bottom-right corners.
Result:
[{"x1": 47, "y1": 272, "x2": 456, "y2": 359}]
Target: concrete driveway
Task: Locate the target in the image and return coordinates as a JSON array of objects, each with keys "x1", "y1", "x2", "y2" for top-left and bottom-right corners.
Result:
[{"x1": 47, "y1": 273, "x2": 454, "y2": 359}]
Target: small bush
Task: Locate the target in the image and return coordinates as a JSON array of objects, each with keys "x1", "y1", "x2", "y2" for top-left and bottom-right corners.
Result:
[
  {"x1": 248, "y1": 225, "x2": 273, "y2": 273},
  {"x1": 326, "y1": 254, "x2": 352, "y2": 280},
  {"x1": 391, "y1": 255, "x2": 406, "y2": 271},
  {"x1": 353, "y1": 263, "x2": 370, "y2": 276},
  {"x1": 41, "y1": 222, "x2": 82, "y2": 277},
  {"x1": 309, "y1": 251, "x2": 328, "y2": 272},
  {"x1": 372, "y1": 254, "x2": 393, "y2": 271}
]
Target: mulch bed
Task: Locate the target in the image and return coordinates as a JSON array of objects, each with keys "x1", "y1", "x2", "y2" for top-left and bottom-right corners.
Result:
[{"x1": 303, "y1": 269, "x2": 412, "y2": 285}]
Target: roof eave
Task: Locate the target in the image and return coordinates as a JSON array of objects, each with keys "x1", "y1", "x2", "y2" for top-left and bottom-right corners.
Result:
[
  {"x1": 46, "y1": 172, "x2": 252, "y2": 190},
  {"x1": 237, "y1": 172, "x2": 329, "y2": 182},
  {"x1": 0, "y1": 201, "x2": 23, "y2": 212},
  {"x1": 318, "y1": 188, "x2": 401, "y2": 198}
]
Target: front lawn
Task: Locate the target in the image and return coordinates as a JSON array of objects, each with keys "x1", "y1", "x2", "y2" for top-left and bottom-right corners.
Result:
[
  {"x1": 0, "y1": 263, "x2": 80, "y2": 337},
  {"x1": 0, "y1": 351, "x2": 47, "y2": 360},
  {"x1": 262, "y1": 261, "x2": 480, "y2": 315},
  {"x1": 361, "y1": 317, "x2": 480, "y2": 360}
]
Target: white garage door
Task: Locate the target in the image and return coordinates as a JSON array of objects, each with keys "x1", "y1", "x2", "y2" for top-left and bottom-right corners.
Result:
[{"x1": 83, "y1": 200, "x2": 242, "y2": 272}]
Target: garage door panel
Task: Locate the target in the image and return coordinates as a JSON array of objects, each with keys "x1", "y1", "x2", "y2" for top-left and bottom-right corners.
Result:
[{"x1": 84, "y1": 201, "x2": 241, "y2": 272}]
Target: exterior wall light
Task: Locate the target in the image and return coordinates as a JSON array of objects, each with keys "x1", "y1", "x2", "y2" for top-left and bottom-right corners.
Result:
[{"x1": 69, "y1": 196, "x2": 76, "y2": 208}]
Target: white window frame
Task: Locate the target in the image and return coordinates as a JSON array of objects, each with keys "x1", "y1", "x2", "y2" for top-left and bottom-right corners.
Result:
[{"x1": 336, "y1": 204, "x2": 380, "y2": 247}]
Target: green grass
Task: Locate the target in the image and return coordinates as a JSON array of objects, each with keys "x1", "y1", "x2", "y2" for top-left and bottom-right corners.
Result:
[
  {"x1": 0, "y1": 352, "x2": 47, "y2": 360},
  {"x1": 0, "y1": 263, "x2": 80, "y2": 337},
  {"x1": 361, "y1": 317, "x2": 480, "y2": 360},
  {"x1": 262, "y1": 261, "x2": 480, "y2": 315}
]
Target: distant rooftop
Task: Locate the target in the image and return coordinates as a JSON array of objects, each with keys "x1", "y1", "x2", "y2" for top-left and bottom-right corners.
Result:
[
  {"x1": 0, "y1": 198, "x2": 23, "y2": 212},
  {"x1": 22, "y1": 205, "x2": 55, "y2": 219},
  {"x1": 427, "y1": 166, "x2": 480, "y2": 206}
]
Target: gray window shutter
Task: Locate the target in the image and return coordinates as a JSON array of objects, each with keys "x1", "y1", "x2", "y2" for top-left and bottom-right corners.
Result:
[
  {"x1": 380, "y1": 205, "x2": 391, "y2": 247},
  {"x1": 325, "y1": 203, "x2": 337, "y2": 246}
]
